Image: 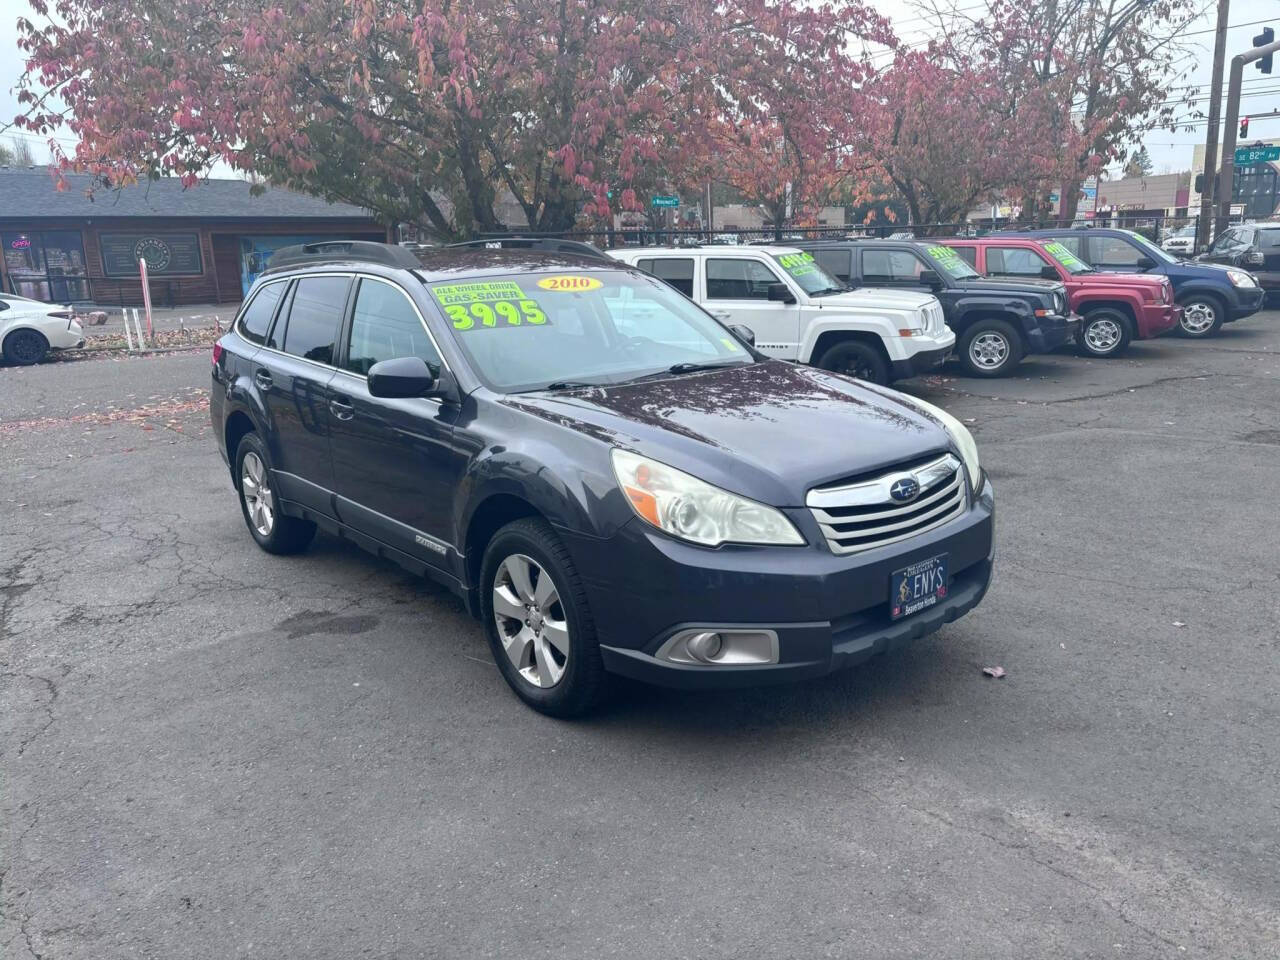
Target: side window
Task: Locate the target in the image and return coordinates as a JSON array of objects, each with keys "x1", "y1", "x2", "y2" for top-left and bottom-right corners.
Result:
[
  {"x1": 1047, "y1": 234, "x2": 1083, "y2": 257},
  {"x1": 634, "y1": 257, "x2": 694, "y2": 296},
  {"x1": 602, "y1": 284, "x2": 717, "y2": 357},
  {"x1": 949, "y1": 246, "x2": 978, "y2": 267},
  {"x1": 812, "y1": 249, "x2": 851, "y2": 281},
  {"x1": 278, "y1": 275, "x2": 350, "y2": 365},
  {"x1": 706, "y1": 258, "x2": 784, "y2": 299},
  {"x1": 236, "y1": 281, "x2": 286, "y2": 346},
  {"x1": 988, "y1": 247, "x2": 1049, "y2": 277},
  {"x1": 344, "y1": 278, "x2": 441, "y2": 377},
  {"x1": 862, "y1": 249, "x2": 925, "y2": 282},
  {"x1": 1090, "y1": 236, "x2": 1143, "y2": 267},
  {"x1": 1259, "y1": 229, "x2": 1280, "y2": 248}
]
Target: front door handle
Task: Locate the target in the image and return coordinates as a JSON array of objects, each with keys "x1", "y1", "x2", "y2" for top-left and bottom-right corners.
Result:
[
  {"x1": 329, "y1": 397, "x2": 355, "y2": 421},
  {"x1": 254, "y1": 370, "x2": 273, "y2": 390}
]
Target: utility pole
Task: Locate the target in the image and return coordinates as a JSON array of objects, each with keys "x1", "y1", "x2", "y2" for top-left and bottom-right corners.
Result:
[
  {"x1": 1218, "y1": 34, "x2": 1280, "y2": 232},
  {"x1": 1197, "y1": 0, "x2": 1230, "y2": 252}
]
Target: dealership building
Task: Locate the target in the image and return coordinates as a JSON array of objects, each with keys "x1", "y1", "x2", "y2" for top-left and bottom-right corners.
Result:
[{"x1": 0, "y1": 168, "x2": 388, "y2": 306}]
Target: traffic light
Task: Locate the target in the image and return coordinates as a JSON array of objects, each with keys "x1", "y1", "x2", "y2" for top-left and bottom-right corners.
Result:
[
  {"x1": 1255, "y1": 27, "x2": 1274, "y2": 73},
  {"x1": 1240, "y1": 117, "x2": 1249, "y2": 138}
]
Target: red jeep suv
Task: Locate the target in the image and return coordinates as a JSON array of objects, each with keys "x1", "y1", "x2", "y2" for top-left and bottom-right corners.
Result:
[{"x1": 943, "y1": 238, "x2": 1180, "y2": 358}]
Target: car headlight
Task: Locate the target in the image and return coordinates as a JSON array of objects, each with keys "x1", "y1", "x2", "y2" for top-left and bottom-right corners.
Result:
[
  {"x1": 1227, "y1": 270, "x2": 1257, "y2": 288},
  {"x1": 885, "y1": 393, "x2": 981, "y2": 492},
  {"x1": 611, "y1": 449, "x2": 805, "y2": 547}
]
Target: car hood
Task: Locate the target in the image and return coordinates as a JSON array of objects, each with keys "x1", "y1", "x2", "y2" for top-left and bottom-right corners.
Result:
[
  {"x1": 1077, "y1": 271, "x2": 1165, "y2": 289},
  {"x1": 952, "y1": 277, "x2": 1062, "y2": 295},
  {"x1": 827, "y1": 287, "x2": 935, "y2": 312},
  {"x1": 503, "y1": 361, "x2": 954, "y2": 507}
]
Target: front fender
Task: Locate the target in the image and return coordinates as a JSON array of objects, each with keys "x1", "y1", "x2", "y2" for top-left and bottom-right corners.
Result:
[
  {"x1": 799, "y1": 313, "x2": 901, "y2": 362},
  {"x1": 950, "y1": 297, "x2": 1036, "y2": 335}
]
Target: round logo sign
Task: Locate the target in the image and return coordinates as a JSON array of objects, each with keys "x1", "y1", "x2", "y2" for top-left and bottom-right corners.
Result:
[
  {"x1": 133, "y1": 237, "x2": 173, "y2": 271},
  {"x1": 889, "y1": 476, "x2": 921, "y2": 503},
  {"x1": 536, "y1": 275, "x2": 603, "y2": 292}
]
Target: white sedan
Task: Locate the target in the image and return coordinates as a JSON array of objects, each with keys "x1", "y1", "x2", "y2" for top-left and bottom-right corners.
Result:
[{"x1": 1, "y1": 294, "x2": 84, "y2": 365}]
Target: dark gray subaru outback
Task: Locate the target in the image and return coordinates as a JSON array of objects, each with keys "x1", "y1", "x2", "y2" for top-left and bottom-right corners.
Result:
[{"x1": 211, "y1": 241, "x2": 995, "y2": 716}]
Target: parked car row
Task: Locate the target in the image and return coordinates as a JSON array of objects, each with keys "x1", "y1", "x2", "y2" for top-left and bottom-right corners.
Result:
[{"x1": 212, "y1": 241, "x2": 994, "y2": 715}]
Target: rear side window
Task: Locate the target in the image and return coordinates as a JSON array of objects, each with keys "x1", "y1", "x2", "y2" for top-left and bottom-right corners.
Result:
[
  {"x1": 1260, "y1": 229, "x2": 1280, "y2": 248},
  {"x1": 635, "y1": 257, "x2": 694, "y2": 296},
  {"x1": 862, "y1": 249, "x2": 926, "y2": 282},
  {"x1": 948, "y1": 246, "x2": 978, "y2": 267},
  {"x1": 706, "y1": 258, "x2": 783, "y2": 299},
  {"x1": 344, "y1": 278, "x2": 441, "y2": 376},
  {"x1": 1090, "y1": 236, "x2": 1143, "y2": 267},
  {"x1": 278, "y1": 275, "x2": 350, "y2": 365},
  {"x1": 812, "y1": 249, "x2": 851, "y2": 281},
  {"x1": 987, "y1": 247, "x2": 1049, "y2": 277},
  {"x1": 237, "y1": 281, "x2": 286, "y2": 346},
  {"x1": 1047, "y1": 234, "x2": 1083, "y2": 257}
]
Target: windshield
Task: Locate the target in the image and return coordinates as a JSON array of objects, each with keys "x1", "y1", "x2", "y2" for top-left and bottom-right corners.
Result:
[
  {"x1": 921, "y1": 244, "x2": 980, "y2": 280},
  {"x1": 771, "y1": 252, "x2": 846, "y2": 296},
  {"x1": 1041, "y1": 240, "x2": 1095, "y2": 275},
  {"x1": 1120, "y1": 230, "x2": 1177, "y2": 264},
  {"x1": 427, "y1": 270, "x2": 754, "y2": 393}
]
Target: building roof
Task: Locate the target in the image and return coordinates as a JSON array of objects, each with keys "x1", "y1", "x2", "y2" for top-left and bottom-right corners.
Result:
[{"x1": 0, "y1": 168, "x2": 380, "y2": 222}]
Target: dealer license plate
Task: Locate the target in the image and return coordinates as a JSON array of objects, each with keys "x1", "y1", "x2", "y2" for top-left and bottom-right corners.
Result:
[{"x1": 890, "y1": 554, "x2": 949, "y2": 620}]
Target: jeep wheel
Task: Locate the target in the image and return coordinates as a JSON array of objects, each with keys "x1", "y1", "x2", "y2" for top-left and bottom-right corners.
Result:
[
  {"x1": 957, "y1": 320, "x2": 1023, "y2": 378},
  {"x1": 814, "y1": 340, "x2": 889, "y2": 385},
  {"x1": 1077, "y1": 309, "x2": 1132, "y2": 358}
]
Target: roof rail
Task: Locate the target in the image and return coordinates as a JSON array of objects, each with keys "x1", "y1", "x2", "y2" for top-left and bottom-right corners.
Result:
[{"x1": 266, "y1": 240, "x2": 422, "y2": 272}]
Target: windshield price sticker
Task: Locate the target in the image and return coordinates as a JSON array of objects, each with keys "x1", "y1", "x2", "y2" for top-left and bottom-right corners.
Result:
[
  {"x1": 537, "y1": 275, "x2": 603, "y2": 292},
  {"x1": 432, "y1": 281, "x2": 550, "y2": 331},
  {"x1": 777, "y1": 252, "x2": 818, "y2": 277},
  {"x1": 926, "y1": 245, "x2": 960, "y2": 263},
  {"x1": 1043, "y1": 241, "x2": 1087, "y2": 271}
]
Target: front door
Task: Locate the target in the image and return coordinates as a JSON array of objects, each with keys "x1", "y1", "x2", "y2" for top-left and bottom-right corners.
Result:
[
  {"x1": 327, "y1": 276, "x2": 462, "y2": 571},
  {"x1": 702, "y1": 257, "x2": 800, "y2": 357},
  {"x1": 859, "y1": 247, "x2": 937, "y2": 293},
  {"x1": 1084, "y1": 233, "x2": 1156, "y2": 274},
  {"x1": 256, "y1": 274, "x2": 351, "y2": 515}
]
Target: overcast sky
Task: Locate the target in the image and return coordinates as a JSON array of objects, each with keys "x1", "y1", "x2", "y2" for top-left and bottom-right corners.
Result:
[{"x1": 1, "y1": 0, "x2": 1277, "y2": 174}]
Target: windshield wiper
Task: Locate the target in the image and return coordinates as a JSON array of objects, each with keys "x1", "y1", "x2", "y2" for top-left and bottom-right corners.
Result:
[
  {"x1": 542, "y1": 380, "x2": 599, "y2": 391},
  {"x1": 615, "y1": 360, "x2": 749, "y2": 385}
]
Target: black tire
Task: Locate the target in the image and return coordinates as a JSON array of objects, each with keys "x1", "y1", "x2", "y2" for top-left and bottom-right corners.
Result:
[
  {"x1": 956, "y1": 319, "x2": 1023, "y2": 378},
  {"x1": 1175, "y1": 292, "x2": 1225, "y2": 338},
  {"x1": 1076, "y1": 309, "x2": 1132, "y2": 358},
  {"x1": 480, "y1": 517, "x2": 606, "y2": 717},
  {"x1": 233, "y1": 433, "x2": 317, "y2": 555},
  {"x1": 3, "y1": 329, "x2": 50, "y2": 366},
  {"x1": 814, "y1": 338, "x2": 890, "y2": 385}
]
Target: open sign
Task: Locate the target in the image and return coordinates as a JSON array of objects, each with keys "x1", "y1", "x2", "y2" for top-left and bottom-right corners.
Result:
[{"x1": 10, "y1": 237, "x2": 32, "y2": 249}]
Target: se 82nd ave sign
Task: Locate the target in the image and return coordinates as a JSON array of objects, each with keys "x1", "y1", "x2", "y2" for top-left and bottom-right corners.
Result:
[{"x1": 1234, "y1": 145, "x2": 1280, "y2": 165}]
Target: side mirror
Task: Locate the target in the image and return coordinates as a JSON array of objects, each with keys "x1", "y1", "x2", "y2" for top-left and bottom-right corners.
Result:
[
  {"x1": 367, "y1": 356, "x2": 437, "y2": 398},
  {"x1": 728, "y1": 323, "x2": 756, "y2": 347},
  {"x1": 1040, "y1": 265, "x2": 1060, "y2": 280},
  {"x1": 1136, "y1": 256, "x2": 1156, "y2": 270},
  {"x1": 766, "y1": 282, "x2": 796, "y2": 304},
  {"x1": 918, "y1": 269, "x2": 943, "y2": 288}
]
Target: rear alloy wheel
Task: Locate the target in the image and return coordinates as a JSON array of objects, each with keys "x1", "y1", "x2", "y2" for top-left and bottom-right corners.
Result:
[
  {"x1": 1177, "y1": 295, "x2": 1223, "y2": 338},
  {"x1": 1077, "y1": 309, "x2": 1131, "y2": 358},
  {"x1": 957, "y1": 320, "x2": 1022, "y2": 378},
  {"x1": 814, "y1": 339, "x2": 889, "y2": 385},
  {"x1": 233, "y1": 433, "x2": 317, "y2": 555},
  {"x1": 3, "y1": 329, "x2": 50, "y2": 366},
  {"x1": 481, "y1": 517, "x2": 606, "y2": 717}
]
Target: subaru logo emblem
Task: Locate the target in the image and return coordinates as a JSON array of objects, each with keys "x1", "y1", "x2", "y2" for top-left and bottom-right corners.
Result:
[{"x1": 889, "y1": 476, "x2": 920, "y2": 503}]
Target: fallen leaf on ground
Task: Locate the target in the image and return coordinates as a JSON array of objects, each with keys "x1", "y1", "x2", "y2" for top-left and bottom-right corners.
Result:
[{"x1": 982, "y1": 666, "x2": 1006, "y2": 679}]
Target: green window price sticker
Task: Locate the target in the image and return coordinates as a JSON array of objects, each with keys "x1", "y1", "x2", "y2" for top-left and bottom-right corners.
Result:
[
  {"x1": 777, "y1": 251, "x2": 817, "y2": 277},
  {"x1": 926, "y1": 245, "x2": 960, "y2": 262},
  {"x1": 1043, "y1": 242, "x2": 1086, "y2": 272},
  {"x1": 432, "y1": 281, "x2": 551, "y2": 331}
]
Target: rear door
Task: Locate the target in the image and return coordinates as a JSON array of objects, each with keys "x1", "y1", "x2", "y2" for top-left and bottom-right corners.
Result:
[
  {"x1": 1257, "y1": 227, "x2": 1280, "y2": 274},
  {"x1": 256, "y1": 273, "x2": 351, "y2": 515},
  {"x1": 703, "y1": 256, "x2": 801, "y2": 357},
  {"x1": 327, "y1": 275, "x2": 462, "y2": 570}
]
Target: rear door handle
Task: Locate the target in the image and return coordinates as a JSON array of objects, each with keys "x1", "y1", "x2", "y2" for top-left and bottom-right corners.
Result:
[
  {"x1": 329, "y1": 397, "x2": 355, "y2": 421},
  {"x1": 254, "y1": 370, "x2": 273, "y2": 390}
]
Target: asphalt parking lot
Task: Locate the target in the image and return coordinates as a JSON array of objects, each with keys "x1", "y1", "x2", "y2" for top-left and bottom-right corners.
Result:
[{"x1": 3, "y1": 320, "x2": 1278, "y2": 959}]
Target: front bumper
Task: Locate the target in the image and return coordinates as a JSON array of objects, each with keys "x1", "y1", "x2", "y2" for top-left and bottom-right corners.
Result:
[
  {"x1": 566, "y1": 477, "x2": 995, "y2": 690},
  {"x1": 890, "y1": 341, "x2": 954, "y2": 381},
  {"x1": 1136, "y1": 303, "x2": 1181, "y2": 339},
  {"x1": 1026, "y1": 313, "x2": 1079, "y2": 353},
  {"x1": 1227, "y1": 284, "x2": 1266, "y2": 319}
]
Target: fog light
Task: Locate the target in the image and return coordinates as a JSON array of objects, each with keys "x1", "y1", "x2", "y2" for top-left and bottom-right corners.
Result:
[
  {"x1": 656, "y1": 628, "x2": 780, "y2": 666},
  {"x1": 685, "y1": 631, "x2": 723, "y2": 662}
]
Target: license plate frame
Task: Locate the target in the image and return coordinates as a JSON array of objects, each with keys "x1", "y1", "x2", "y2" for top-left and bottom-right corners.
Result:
[{"x1": 890, "y1": 553, "x2": 949, "y2": 620}]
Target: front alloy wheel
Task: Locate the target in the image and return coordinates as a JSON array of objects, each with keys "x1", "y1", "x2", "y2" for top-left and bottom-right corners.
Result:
[
  {"x1": 1077, "y1": 309, "x2": 1131, "y2": 358},
  {"x1": 1179, "y1": 298, "x2": 1220, "y2": 337},
  {"x1": 492, "y1": 553, "x2": 570, "y2": 689},
  {"x1": 969, "y1": 332, "x2": 1010, "y2": 369}
]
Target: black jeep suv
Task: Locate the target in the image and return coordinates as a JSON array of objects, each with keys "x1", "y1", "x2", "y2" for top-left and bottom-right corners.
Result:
[
  {"x1": 211, "y1": 241, "x2": 995, "y2": 715},
  {"x1": 796, "y1": 239, "x2": 1078, "y2": 377}
]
